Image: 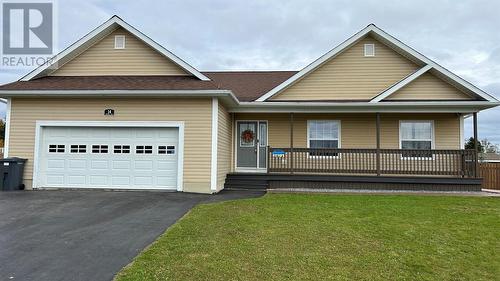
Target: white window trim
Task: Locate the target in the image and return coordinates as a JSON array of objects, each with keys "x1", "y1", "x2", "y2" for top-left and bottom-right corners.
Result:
[
  {"x1": 159, "y1": 145, "x2": 176, "y2": 155},
  {"x1": 70, "y1": 144, "x2": 87, "y2": 154},
  {"x1": 399, "y1": 120, "x2": 435, "y2": 160},
  {"x1": 234, "y1": 120, "x2": 268, "y2": 172},
  {"x1": 33, "y1": 121, "x2": 185, "y2": 191},
  {"x1": 113, "y1": 144, "x2": 131, "y2": 154},
  {"x1": 135, "y1": 145, "x2": 153, "y2": 155},
  {"x1": 307, "y1": 120, "x2": 341, "y2": 158},
  {"x1": 48, "y1": 144, "x2": 65, "y2": 154},
  {"x1": 259, "y1": 122, "x2": 268, "y2": 148},
  {"x1": 238, "y1": 122, "x2": 257, "y2": 147},
  {"x1": 364, "y1": 43, "x2": 375, "y2": 57},
  {"x1": 114, "y1": 35, "x2": 126, "y2": 49}
]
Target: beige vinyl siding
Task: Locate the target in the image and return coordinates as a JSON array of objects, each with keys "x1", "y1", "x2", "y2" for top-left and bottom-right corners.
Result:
[
  {"x1": 271, "y1": 36, "x2": 420, "y2": 101},
  {"x1": 217, "y1": 103, "x2": 232, "y2": 191},
  {"x1": 234, "y1": 113, "x2": 460, "y2": 149},
  {"x1": 8, "y1": 97, "x2": 212, "y2": 193},
  {"x1": 386, "y1": 72, "x2": 473, "y2": 100},
  {"x1": 51, "y1": 28, "x2": 190, "y2": 76}
]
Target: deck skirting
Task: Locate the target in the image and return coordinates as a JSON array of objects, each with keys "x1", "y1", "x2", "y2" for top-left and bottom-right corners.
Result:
[{"x1": 225, "y1": 173, "x2": 482, "y2": 192}]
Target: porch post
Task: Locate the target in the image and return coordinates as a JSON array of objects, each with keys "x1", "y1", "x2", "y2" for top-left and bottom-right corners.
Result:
[
  {"x1": 376, "y1": 112, "x2": 381, "y2": 176},
  {"x1": 290, "y1": 112, "x2": 294, "y2": 174},
  {"x1": 473, "y1": 112, "x2": 479, "y2": 177}
]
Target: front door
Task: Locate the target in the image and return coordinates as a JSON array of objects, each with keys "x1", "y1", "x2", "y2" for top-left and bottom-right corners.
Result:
[{"x1": 236, "y1": 121, "x2": 267, "y2": 169}]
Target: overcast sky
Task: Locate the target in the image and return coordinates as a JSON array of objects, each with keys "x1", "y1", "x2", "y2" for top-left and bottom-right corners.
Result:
[{"x1": 1, "y1": 0, "x2": 499, "y2": 143}]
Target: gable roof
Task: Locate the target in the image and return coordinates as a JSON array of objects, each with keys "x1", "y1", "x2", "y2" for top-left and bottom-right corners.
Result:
[
  {"x1": 21, "y1": 15, "x2": 210, "y2": 81},
  {"x1": 256, "y1": 24, "x2": 498, "y2": 102}
]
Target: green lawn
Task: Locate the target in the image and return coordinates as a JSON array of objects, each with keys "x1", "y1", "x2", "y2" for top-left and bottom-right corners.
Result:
[{"x1": 116, "y1": 194, "x2": 500, "y2": 281}]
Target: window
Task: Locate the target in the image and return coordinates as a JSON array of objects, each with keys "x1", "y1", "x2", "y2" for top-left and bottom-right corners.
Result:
[
  {"x1": 49, "y1": 144, "x2": 65, "y2": 153},
  {"x1": 113, "y1": 145, "x2": 130, "y2": 154},
  {"x1": 114, "y1": 35, "x2": 125, "y2": 49},
  {"x1": 308, "y1": 121, "x2": 340, "y2": 156},
  {"x1": 239, "y1": 123, "x2": 256, "y2": 147},
  {"x1": 92, "y1": 145, "x2": 108, "y2": 154},
  {"x1": 259, "y1": 123, "x2": 267, "y2": 147},
  {"x1": 364, "y1": 43, "x2": 375, "y2": 57},
  {"x1": 158, "y1": 145, "x2": 175, "y2": 155},
  {"x1": 136, "y1": 145, "x2": 153, "y2": 154},
  {"x1": 70, "y1": 144, "x2": 86, "y2": 153},
  {"x1": 400, "y1": 121, "x2": 433, "y2": 158}
]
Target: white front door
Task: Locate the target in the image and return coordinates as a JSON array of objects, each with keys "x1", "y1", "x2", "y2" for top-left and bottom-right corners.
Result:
[{"x1": 37, "y1": 126, "x2": 179, "y2": 190}]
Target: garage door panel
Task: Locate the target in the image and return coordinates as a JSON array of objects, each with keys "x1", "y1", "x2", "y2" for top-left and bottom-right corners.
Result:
[
  {"x1": 157, "y1": 176, "x2": 173, "y2": 186},
  {"x1": 38, "y1": 126, "x2": 179, "y2": 190},
  {"x1": 134, "y1": 177, "x2": 153, "y2": 186},
  {"x1": 47, "y1": 159, "x2": 65, "y2": 169},
  {"x1": 47, "y1": 175, "x2": 65, "y2": 185},
  {"x1": 112, "y1": 176, "x2": 130, "y2": 186},
  {"x1": 68, "y1": 159, "x2": 87, "y2": 169},
  {"x1": 68, "y1": 176, "x2": 86, "y2": 185},
  {"x1": 112, "y1": 160, "x2": 131, "y2": 170},
  {"x1": 135, "y1": 160, "x2": 153, "y2": 170},
  {"x1": 90, "y1": 160, "x2": 109, "y2": 170},
  {"x1": 90, "y1": 175, "x2": 107, "y2": 185}
]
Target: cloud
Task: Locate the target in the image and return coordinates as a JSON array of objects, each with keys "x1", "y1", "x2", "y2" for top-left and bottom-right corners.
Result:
[{"x1": 0, "y1": 0, "x2": 499, "y2": 142}]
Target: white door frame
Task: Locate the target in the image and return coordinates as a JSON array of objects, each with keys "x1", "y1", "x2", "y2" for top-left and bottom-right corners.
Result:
[
  {"x1": 234, "y1": 120, "x2": 268, "y2": 172},
  {"x1": 33, "y1": 121, "x2": 185, "y2": 191}
]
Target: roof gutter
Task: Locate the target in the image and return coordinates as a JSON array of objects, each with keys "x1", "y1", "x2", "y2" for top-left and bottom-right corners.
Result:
[
  {"x1": 0, "y1": 89, "x2": 240, "y2": 106},
  {"x1": 230, "y1": 101, "x2": 500, "y2": 113}
]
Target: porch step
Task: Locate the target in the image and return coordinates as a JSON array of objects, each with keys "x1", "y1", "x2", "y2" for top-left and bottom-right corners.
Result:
[{"x1": 224, "y1": 174, "x2": 269, "y2": 190}]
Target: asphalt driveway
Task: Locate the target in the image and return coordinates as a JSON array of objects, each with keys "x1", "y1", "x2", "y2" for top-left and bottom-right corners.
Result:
[{"x1": 0, "y1": 190, "x2": 263, "y2": 281}]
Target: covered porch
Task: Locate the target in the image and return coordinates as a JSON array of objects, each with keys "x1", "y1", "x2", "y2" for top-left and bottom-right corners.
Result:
[{"x1": 228, "y1": 112, "x2": 482, "y2": 191}]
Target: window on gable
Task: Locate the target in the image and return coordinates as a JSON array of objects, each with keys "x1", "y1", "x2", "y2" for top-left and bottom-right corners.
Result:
[
  {"x1": 114, "y1": 35, "x2": 125, "y2": 49},
  {"x1": 400, "y1": 121, "x2": 433, "y2": 158},
  {"x1": 308, "y1": 120, "x2": 340, "y2": 156},
  {"x1": 364, "y1": 43, "x2": 375, "y2": 57}
]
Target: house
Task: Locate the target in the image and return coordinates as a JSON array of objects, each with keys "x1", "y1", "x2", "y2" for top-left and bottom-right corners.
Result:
[
  {"x1": 480, "y1": 153, "x2": 500, "y2": 163},
  {"x1": 0, "y1": 16, "x2": 498, "y2": 193}
]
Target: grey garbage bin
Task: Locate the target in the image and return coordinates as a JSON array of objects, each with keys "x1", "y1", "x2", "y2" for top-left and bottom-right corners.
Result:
[{"x1": 0, "y1": 157, "x2": 27, "y2": 191}]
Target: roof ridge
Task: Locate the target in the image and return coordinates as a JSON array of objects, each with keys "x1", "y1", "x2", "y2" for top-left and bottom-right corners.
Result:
[{"x1": 202, "y1": 70, "x2": 298, "y2": 73}]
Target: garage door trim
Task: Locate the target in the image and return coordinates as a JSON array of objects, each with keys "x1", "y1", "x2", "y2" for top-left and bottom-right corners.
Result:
[{"x1": 33, "y1": 121, "x2": 185, "y2": 191}]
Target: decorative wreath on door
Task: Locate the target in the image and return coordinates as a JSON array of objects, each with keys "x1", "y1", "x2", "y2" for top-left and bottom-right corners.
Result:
[{"x1": 241, "y1": 129, "x2": 255, "y2": 143}]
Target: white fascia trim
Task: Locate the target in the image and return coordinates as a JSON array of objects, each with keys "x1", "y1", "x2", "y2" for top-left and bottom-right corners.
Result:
[
  {"x1": 0, "y1": 89, "x2": 239, "y2": 102},
  {"x1": 32, "y1": 121, "x2": 185, "y2": 191},
  {"x1": 230, "y1": 101, "x2": 499, "y2": 113},
  {"x1": 210, "y1": 97, "x2": 218, "y2": 192},
  {"x1": 370, "y1": 65, "x2": 432, "y2": 102},
  {"x1": 4, "y1": 98, "x2": 11, "y2": 157},
  {"x1": 21, "y1": 16, "x2": 210, "y2": 81},
  {"x1": 256, "y1": 25, "x2": 373, "y2": 101},
  {"x1": 257, "y1": 25, "x2": 498, "y2": 103},
  {"x1": 240, "y1": 101, "x2": 499, "y2": 107}
]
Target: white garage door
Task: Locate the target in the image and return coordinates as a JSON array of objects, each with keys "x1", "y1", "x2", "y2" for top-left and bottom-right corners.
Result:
[{"x1": 37, "y1": 126, "x2": 179, "y2": 190}]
